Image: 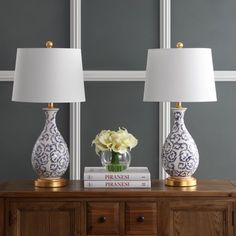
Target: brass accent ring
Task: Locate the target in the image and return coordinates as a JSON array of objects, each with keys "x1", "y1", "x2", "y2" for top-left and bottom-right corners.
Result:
[
  {"x1": 35, "y1": 178, "x2": 67, "y2": 188},
  {"x1": 165, "y1": 176, "x2": 197, "y2": 187}
]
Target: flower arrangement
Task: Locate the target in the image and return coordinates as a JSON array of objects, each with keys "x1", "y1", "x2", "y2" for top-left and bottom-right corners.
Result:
[{"x1": 92, "y1": 128, "x2": 138, "y2": 171}]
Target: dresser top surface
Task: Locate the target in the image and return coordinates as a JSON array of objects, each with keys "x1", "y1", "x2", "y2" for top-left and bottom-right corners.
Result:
[{"x1": 0, "y1": 180, "x2": 235, "y2": 198}]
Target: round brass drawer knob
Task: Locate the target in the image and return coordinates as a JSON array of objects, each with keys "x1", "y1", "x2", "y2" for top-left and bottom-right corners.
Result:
[
  {"x1": 99, "y1": 216, "x2": 106, "y2": 223},
  {"x1": 137, "y1": 216, "x2": 145, "y2": 222}
]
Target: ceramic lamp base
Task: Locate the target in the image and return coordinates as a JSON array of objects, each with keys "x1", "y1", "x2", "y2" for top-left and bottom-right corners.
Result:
[
  {"x1": 165, "y1": 176, "x2": 197, "y2": 187},
  {"x1": 35, "y1": 178, "x2": 67, "y2": 188},
  {"x1": 32, "y1": 108, "x2": 69, "y2": 188}
]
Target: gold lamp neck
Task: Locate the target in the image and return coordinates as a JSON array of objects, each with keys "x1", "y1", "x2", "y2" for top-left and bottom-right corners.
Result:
[
  {"x1": 175, "y1": 42, "x2": 184, "y2": 109},
  {"x1": 46, "y1": 40, "x2": 54, "y2": 109},
  {"x1": 48, "y1": 103, "x2": 54, "y2": 109},
  {"x1": 176, "y1": 102, "x2": 182, "y2": 108}
]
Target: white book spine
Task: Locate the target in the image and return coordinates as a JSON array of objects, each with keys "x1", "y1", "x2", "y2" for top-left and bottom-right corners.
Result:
[
  {"x1": 84, "y1": 173, "x2": 150, "y2": 181},
  {"x1": 84, "y1": 180, "x2": 151, "y2": 188}
]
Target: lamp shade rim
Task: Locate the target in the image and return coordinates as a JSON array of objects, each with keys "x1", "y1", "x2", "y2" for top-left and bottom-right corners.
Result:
[
  {"x1": 12, "y1": 99, "x2": 86, "y2": 103},
  {"x1": 148, "y1": 48, "x2": 212, "y2": 51},
  {"x1": 143, "y1": 99, "x2": 217, "y2": 102},
  {"x1": 16, "y1": 48, "x2": 82, "y2": 50}
]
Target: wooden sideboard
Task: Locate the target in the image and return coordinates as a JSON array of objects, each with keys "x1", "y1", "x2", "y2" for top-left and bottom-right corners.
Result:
[{"x1": 1, "y1": 180, "x2": 236, "y2": 236}]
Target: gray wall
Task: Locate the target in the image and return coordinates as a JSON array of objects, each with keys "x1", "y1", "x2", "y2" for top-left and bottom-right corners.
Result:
[
  {"x1": 82, "y1": 0, "x2": 159, "y2": 70},
  {"x1": 0, "y1": 0, "x2": 160, "y2": 180},
  {"x1": 172, "y1": 0, "x2": 236, "y2": 178},
  {"x1": 172, "y1": 0, "x2": 236, "y2": 70},
  {"x1": 185, "y1": 83, "x2": 236, "y2": 179},
  {"x1": 1, "y1": 0, "x2": 234, "y2": 180},
  {"x1": 0, "y1": 0, "x2": 69, "y2": 179},
  {"x1": 0, "y1": 83, "x2": 69, "y2": 180},
  {"x1": 0, "y1": 0, "x2": 69, "y2": 70},
  {"x1": 81, "y1": 0, "x2": 160, "y2": 178},
  {"x1": 81, "y1": 82, "x2": 159, "y2": 178}
]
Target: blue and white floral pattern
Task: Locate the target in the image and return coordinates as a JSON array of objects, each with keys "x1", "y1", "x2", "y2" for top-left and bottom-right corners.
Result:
[
  {"x1": 162, "y1": 108, "x2": 199, "y2": 177},
  {"x1": 32, "y1": 108, "x2": 69, "y2": 178}
]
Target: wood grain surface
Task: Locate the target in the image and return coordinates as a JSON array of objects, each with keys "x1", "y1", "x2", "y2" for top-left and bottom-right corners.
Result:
[
  {"x1": 1, "y1": 180, "x2": 236, "y2": 236},
  {"x1": 0, "y1": 180, "x2": 235, "y2": 198}
]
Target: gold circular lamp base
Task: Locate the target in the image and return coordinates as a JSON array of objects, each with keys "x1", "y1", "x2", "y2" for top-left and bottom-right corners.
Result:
[
  {"x1": 35, "y1": 178, "x2": 67, "y2": 188},
  {"x1": 165, "y1": 176, "x2": 197, "y2": 187}
]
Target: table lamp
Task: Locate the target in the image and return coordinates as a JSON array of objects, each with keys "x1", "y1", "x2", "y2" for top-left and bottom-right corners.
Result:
[
  {"x1": 143, "y1": 42, "x2": 217, "y2": 187},
  {"x1": 12, "y1": 41, "x2": 85, "y2": 187}
]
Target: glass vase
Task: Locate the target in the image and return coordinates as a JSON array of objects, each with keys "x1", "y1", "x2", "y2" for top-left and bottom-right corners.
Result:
[{"x1": 100, "y1": 150, "x2": 131, "y2": 172}]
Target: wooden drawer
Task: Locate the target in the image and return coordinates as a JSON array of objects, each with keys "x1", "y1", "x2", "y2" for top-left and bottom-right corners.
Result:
[
  {"x1": 86, "y1": 202, "x2": 120, "y2": 235},
  {"x1": 125, "y1": 202, "x2": 157, "y2": 235}
]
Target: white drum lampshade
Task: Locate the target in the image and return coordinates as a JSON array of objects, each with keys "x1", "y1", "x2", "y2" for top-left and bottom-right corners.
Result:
[
  {"x1": 144, "y1": 45, "x2": 217, "y2": 187},
  {"x1": 12, "y1": 48, "x2": 85, "y2": 102},
  {"x1": 12, "y1": 44, "x2": 85, "y2": 188},
  {"x1": 144, "y1": 48, "x2": 216, "y2": 102}
]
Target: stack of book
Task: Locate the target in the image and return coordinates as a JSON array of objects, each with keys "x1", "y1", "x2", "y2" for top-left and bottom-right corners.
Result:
[{"x1": 84, "y1": 167, "x2": 151, "y2": 188}]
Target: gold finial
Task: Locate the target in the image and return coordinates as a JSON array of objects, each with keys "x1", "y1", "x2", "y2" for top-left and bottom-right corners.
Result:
[
  {"x1": 176, "y1": 42, "x2": 184, "y2": 48},
  {"x1": 46, "y1": 40, "x2": 53, "y2": 48}
]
